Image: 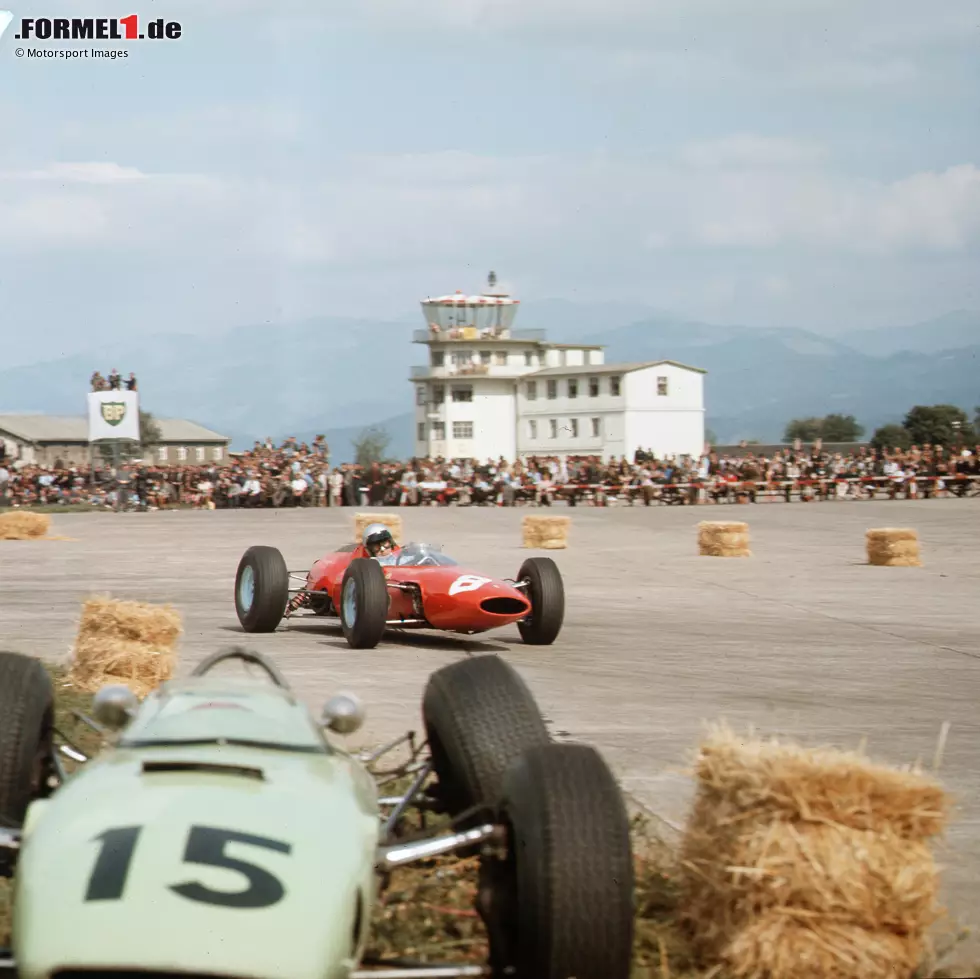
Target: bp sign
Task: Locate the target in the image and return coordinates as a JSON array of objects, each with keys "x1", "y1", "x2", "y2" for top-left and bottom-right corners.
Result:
[
  {"x1": 101, "y1": 402, "x2": 127, "y2": 426},
  {"x1": 88, "y1": 391, "x2": 140, "y2": 442}
]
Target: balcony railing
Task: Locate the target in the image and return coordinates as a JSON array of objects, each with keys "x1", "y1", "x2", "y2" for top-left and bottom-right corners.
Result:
[
  {"x1": 413, "y1": 328, "x2": 545, "y2": 344},
  {"x1": 411, "y1": 363, "x2": 497, "y2": 378}
]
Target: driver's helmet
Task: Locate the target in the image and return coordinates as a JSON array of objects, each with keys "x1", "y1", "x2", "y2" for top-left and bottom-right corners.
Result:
[{"x1": 363, "y1": 522, "x2": 396, "y2": 557}]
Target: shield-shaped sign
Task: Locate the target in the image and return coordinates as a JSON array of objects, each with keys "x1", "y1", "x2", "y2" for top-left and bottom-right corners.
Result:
[{"x1": 101, "y1": 402, "x2": 126, "y2": 426}]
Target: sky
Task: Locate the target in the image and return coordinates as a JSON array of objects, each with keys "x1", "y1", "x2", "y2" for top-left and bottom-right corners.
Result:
[{"x1": 0, "y1": 0, "x2": 978, "y2": 366}]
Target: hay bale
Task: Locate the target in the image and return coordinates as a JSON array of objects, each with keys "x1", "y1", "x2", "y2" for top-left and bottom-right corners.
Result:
[
  {"x1": 698, "y1": 520, "x2": 750, "y2": 558},
  {"x1": 353, "y1": 512, "x2": 403, "y2": 545},
  {"x1": 522, "y1": 514, "x2": 570, "y2": 549},
  {"x1": 0, "y1": 511, "x2": 51, "y2": 540},
  {"x1": 678, "y1": 726, "x2": 950, "y2": 979},
  {"x1": 866, "y1": 528, "x2": 922, "y2": 567},
  {"x1": 70, "y1": 596, "x2": 182, "y2": 698}
]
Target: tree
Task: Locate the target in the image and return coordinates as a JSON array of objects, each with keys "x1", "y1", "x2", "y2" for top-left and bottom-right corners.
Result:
[
  {"x1": 139, "y1": 410, "x2": 163, "y2": 448},
  {"x1": 902, "y1": 405, "x2": 974, "y2": 447},
  {"x1": 819, "y1": 414, "x2": 864, "y2": 442},
  {"x1": 783, "y1": 417, "x2": 823, "y2": 443},
  {"x1": 870, "y1": 424, "x2": 912, "y2": 452},
  {"x1": 353, "y1": 425, "x2": 391, "y2": 467},
  {"x1": 783, "y1": 414, "x2": 864, "y2": 443}
]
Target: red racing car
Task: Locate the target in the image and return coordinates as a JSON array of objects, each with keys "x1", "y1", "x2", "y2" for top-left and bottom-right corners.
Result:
[{"x1": 233, "y1": 539, "x2": 565, "y2": 649}]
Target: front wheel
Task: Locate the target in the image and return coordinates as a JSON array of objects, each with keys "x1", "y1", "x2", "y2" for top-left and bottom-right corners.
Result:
[
  {"x1": 482, "y1": 742, "x2": 635, "y2": 979},
  {"x1": 339, "y1": 558, "x2": 389, "y2": 649},
  {"x1": 0, "y1": 653, "x2": 55, "y2": 845},
  {"x1": 516, "y1": 557, "x2": 565, "y2": 645},
  {"x1": 235, "y1": 545, "x2": 289, "y2": 633}
]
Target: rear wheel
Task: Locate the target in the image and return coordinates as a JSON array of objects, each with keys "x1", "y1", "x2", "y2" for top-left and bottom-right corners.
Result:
[
  {"x1": 339, "y1": 558, "x2": 389, "y2": 649},
  {"x1": 422, "y1": 655, "x2": 550, "y2": 820},
  {"x1": 0, "y1": 652, "x2": 55, "y2": 837},
  {"x1": 482, "y1": 742, "x2": 635, "y2": 979},
  {"x1": 516, "y1": 557, "x2": 565, "y2": 645},
  {"x1": 235, "y1": 545, "x2": 289, "y2": 633}
]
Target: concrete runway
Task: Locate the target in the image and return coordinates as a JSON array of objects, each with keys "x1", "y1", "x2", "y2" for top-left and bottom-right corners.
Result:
[{"x1": 2, "y1": 500, "x2": 978, "y2": 968}]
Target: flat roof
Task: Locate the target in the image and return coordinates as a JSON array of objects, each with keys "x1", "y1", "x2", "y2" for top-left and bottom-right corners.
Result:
[{"x1": 528, "y1": 359, "x2": 707, "y2": 377}]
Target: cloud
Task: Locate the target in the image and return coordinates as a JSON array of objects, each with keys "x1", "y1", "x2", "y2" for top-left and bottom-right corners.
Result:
[
  {"x1": 679, "y1": 135, "x2": 829, "y2": 170},
  {"x1": 2, "y1": 148, "x2": 978, "y2": 263}
]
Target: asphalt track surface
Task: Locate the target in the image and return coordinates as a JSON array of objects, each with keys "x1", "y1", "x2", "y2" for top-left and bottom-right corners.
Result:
[{"x1": 2, "y1": 500, "x2": 978, "y2": 969}]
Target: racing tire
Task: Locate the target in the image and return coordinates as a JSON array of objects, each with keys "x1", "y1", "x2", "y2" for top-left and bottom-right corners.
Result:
[
  {"x1": 235, "y1": 545, "x2": 289, "y2": 633},
  {"x1": 422, "y1": 655, "x2": 550, "y2": 820},
  {"x1": 0, "y1": 652, "x2": 55, "y2": 837},
  {"x1": 339, "y1": 558, "x2": 389, "y2": 649},
  {"x1": 515, "y1": 557, "x2": 565, "y2": 646},
  {"x1": 483, "y1": 742, "x2": 634, "y2": 979}
]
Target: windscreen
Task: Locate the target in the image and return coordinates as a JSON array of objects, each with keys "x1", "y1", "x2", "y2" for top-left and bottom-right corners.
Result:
[{"x1": 376, "y1": 542, "x2": 459, "y2": 567}]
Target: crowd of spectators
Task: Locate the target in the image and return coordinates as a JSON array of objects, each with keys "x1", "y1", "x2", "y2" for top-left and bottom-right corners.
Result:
[{"x1": 1, "y1": 438, "x2": 978, "y2": 511}]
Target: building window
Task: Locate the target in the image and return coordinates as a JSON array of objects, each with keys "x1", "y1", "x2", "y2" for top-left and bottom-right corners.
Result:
[
  {"x1": 526, "y1": 381, "x2": 537, "y2": 400},
  {"x1": 453, "y1": 421, "x2": 473, "y2": 439},
  {"x1": 416, "y1": 385, "x2": 426, "y2": 406},
  {"x1": 158, "y1": 446, "x2": 168, "y2": 462},
  {"x1": 547, "y1": 380, "x2": 557, "y2": 399},
  {"x1": 610, "y1": 375, "x2": 621, "y2": 396},
  {"x1": 451, "y1": 386, "x2": 473, "y2": 403},
  {"x1": 480, "y1": 350, "x2": 491, "y2": 364},
  {"x1": 494, "y1": 351, "x2": 507, "y2": 366},
  {"x1": 528, "y1": 419, "x2": 537, "y2": 439},
  {"x1": 433, "y1": 385, "x2": 444, "y2": 403},
  {"x1": 591, "y1": 417, "x2": 601, "y2": 437},
  {"x1": 177, "y1": 447, "x2": 187, "y2": 461},
  {"x1": 212, "y1": 447, "x2": 223, "y2": 462},
  {"x1": 589, "y1": 377, "x2": 599, "y2": 397},
  {"x1": 524, "y1": 350, "x2": 533, "y2": 366},
  {"x1": 417, "y1": 422, "x2": 426, "y2": 441},
  {"x1": 568, "y1": 379, "x2": 578, "y2": 399},
  {"x1": 657, "y1": 375, "x2": 669, "y2": 396},
  {"x1": 195, "y1": 447, "x2": 205, "y2": 462},
  {"x1": 432, "y1": 351, "x2": 444, "y2": 367},
  {"x1": 432, "y1": 421, "x2": 445, "y2": 440},
  {"x1": 570, "y1": 418, "x2": 578, "y2": 438},
  {"x1": 549, "y1": 419, "x2": 557, "y2": 439}
]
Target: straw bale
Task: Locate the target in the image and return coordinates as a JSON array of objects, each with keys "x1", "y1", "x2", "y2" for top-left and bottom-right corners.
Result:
[
  {"x1": 521, "y1": 514, "x2": 570, "y2": 549},
  {"x1": 723, "y1": 914, "x2": 923, "y2": 979},
  {"x1": 0, "y1": 511, "x2": 51, "y2": 540},
  {"x1": 677, "y1": 727, "x2": 950, "y2": 979},
  {"x1": 698, "y1": 520, "x2": 751, "y2": 558},
  {"x1": 866, "y1": 528, "x2": 922, "y2": 567},
  {"x1": 70, "y1": 596, "x2": 182, "y2": 698},
  {"x1": 354, "y1": 512, "x2": 403, "y2": 545}
]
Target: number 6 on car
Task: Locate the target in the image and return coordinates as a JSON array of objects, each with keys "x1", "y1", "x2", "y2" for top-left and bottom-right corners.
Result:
[{"x1": 447, "y1": 574, "x2": 491, "y2": 596}]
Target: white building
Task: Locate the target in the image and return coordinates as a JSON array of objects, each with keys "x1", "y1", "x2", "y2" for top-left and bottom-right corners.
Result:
[{"x1": 410, "y1": 275, "x2": 706, "y2": 461}]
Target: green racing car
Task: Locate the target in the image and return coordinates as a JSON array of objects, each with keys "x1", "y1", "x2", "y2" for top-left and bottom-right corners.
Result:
[{"x1": 0, "y1": 647, "x2": 635, "y2": 979}]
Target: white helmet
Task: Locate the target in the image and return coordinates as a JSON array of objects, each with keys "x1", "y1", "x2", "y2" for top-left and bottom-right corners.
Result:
[{"x1": 362, "y1": 522, "x2": 395, "y2": 556}]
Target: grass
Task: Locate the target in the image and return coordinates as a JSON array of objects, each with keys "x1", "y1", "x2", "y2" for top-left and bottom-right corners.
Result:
[{"x1": 0, "y1": 666, "x2": 974, "y2": 978}]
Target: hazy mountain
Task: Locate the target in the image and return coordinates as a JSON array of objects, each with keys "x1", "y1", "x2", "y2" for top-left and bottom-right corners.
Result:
[
  {"x1": 1, "y1": 304, "x2": 977, "y2": 457},
  {"x1": 586, "y1": 316, "x2": 979, "y2": 442},
  {"x1": 842, "y1": 310, "x2": 980, "y2": 356}
]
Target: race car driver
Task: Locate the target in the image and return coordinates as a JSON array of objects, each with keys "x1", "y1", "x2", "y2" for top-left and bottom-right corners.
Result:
[{"x1": 362, "y1": 522, "x2": 397, "y2": 559}]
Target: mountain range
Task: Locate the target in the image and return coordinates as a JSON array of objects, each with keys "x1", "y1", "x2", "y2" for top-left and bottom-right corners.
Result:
[{"x1": 0, "y1": 304, "x2": 976, "y2": 462}]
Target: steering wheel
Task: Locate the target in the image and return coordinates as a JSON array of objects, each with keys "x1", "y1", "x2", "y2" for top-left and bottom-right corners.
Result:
[{"x1": 190, "y1": 646, "x2": 290, "y2": 689}]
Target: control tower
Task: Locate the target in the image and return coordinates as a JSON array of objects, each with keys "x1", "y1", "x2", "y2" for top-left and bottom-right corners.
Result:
[{"x1": 418, "y1": 270, "x2": 524, "y2": 340}]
